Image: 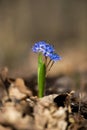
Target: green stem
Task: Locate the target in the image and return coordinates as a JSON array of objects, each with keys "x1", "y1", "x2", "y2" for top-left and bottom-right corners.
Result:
[{"x1": 38, "y1": 53, "x2": 46, "y2": 98}]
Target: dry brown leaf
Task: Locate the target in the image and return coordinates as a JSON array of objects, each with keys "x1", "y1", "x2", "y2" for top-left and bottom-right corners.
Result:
[
  {"x1": 9, "y1": 78, "x2": 32, "y2": 100},
  {"x1": 0, "y1": 125, "x2": 11, "y2": 130},
  {"x1": 34, "y1": 95, "x2": 68, "y2": 130}
]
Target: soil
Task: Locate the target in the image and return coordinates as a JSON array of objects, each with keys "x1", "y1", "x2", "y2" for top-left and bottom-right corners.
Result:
[{"x1": 0, "y1": 67, "x2": 87, "y2": 130}]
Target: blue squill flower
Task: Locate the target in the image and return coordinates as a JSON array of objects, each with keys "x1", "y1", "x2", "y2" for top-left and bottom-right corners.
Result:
[
  {"x1": 43, "y1": 44, "x2": 55, "y2": 57},
  {"x1": 32, "y1": 41, "x2": 55, "y2": 57},
  {"x1": 32, "y1": 41, "x2": 62, "y2": 98},
  {"x1": 50, "y1": 53, "x2": 62, "y2": 62},
  {"x1": 32, "y1": 41, "x2": 47, "y2": 53},
  {"x1": 32, "y1": 41, "x2": 61, "y2": 62}
]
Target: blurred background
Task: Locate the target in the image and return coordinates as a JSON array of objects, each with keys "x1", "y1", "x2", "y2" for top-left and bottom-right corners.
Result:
[{"x1": 0, "y1": 0, "x2": 87, "y2": 77}]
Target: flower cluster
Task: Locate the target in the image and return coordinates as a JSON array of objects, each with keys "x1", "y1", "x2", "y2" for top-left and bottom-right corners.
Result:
[{"x1": 32, "y1": 41, "x2": 61, "y2": 62}]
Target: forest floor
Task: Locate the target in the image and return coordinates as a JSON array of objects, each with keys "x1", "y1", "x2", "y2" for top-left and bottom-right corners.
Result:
[{"x1": 0, "y1": 67, "x2": 87, "y2": 130}]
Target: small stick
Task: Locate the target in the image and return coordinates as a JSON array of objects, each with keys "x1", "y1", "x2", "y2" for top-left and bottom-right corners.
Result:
[{"x1": 46, "y1": 61, "x2": 54, "y2": 76}]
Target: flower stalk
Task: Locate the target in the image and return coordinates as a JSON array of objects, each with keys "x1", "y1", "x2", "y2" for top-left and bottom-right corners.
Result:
[{"x1": 38, "y1": 53, "x2": 46, "y2": 97}]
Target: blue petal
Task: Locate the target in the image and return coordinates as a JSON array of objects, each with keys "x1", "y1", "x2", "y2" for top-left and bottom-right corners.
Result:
[{"x1": 50, "y1": 53, "x2": 62, "y2": 62}]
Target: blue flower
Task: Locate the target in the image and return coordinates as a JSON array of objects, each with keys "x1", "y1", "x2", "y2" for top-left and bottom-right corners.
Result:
[
  {"x1": 32, "y1": 41, "x2": 61, "y2": 62},
  {"x1": 32, "y1": 41, "x2": 47, "y2": 53},
  {"x1": 43, "y1": 44, "x2": 55, "y2": 57},
  {"x1": 50, "y1": 53, "x2": 62, "y2": 62},
  {"x1": 32, "y1": 41, "x2": 55, "y2": 56}
]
